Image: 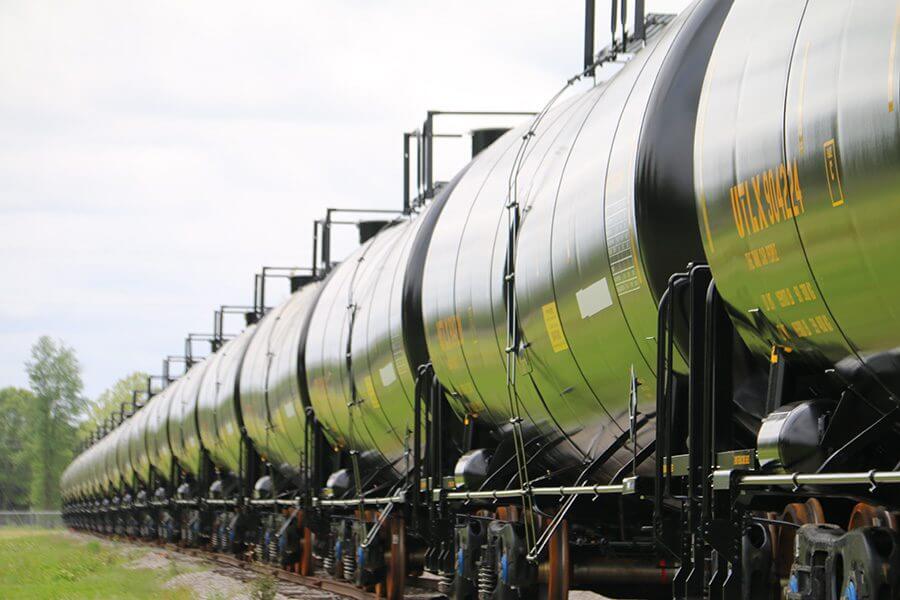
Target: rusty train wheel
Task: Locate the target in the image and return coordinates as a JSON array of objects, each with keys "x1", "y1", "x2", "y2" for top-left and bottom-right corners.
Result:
[
  {"x1": 848, "y1": 502, "x2": 898, "y2": 531},
  {"x1": 538, "y1": 520, "x2": 570, "y2": 600},
  {"x1": 774, "y1": 498, "x2": 825, "y2": 581},
  {"x1": 385, "y1": 516, "x2": 406, "y2": 600},
  {"x1": 300, "y1": 526, "x2": 314, "y2": 576}
]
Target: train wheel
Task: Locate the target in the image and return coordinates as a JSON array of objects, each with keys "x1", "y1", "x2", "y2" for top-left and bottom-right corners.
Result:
[
  {"x1": 300, "y1": 525, "x2": 314, "y2": 576},
  {"x1": 495, "y1": 505, "x2": 519, "y2": 523},
  {"x1": 538, "y1": 520, "x2": 569, "y2": 600},
  {"x1": 774, "y1": 498, "x2": 825, "y2": 583},
  {"x1": 385, "y1": 516, "x2": 406, "y2": 600},
  {"x1": 848, "y1": 502, "x2": 898, "y2": 530}
]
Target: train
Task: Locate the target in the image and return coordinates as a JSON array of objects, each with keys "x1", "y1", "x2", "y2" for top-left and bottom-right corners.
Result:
[{"x1": 61, "y1": 1, "x2": 900, "y2": 598}]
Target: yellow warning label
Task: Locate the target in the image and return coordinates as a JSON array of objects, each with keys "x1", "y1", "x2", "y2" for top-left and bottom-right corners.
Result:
[
  {"x1": 362, "y1": 376, "x2": 380, "y2": 409},
  {"x1": 733, "y1": 453, "x2": 751, "y2": 466},
  {"x1": 823, "y1": 139, "x2": 845, "y2": 207},
  {"x1": 541, "y1": 301, "x2": 569, "y2": 353}
]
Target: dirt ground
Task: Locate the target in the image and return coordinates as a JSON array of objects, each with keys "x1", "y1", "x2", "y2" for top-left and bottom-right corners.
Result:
[
  {"x1": 66, "y1": 531, "x2": 327, "y2": 599},
  {"x1": 66, "y1": 531, "x2": 616, "y2": 599}
]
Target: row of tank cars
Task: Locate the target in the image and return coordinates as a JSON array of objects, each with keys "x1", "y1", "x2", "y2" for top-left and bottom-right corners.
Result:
[{"x1": 63, "y1": 1, "x2": 900, "y2": 599}]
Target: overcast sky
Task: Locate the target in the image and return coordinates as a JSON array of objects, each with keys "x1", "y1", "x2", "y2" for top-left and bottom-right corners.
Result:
[{"x1": 0, "y1": 0, "x2": 691, "y2": 400}]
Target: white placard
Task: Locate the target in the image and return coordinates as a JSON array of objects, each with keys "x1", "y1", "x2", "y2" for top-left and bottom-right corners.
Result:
[
  {"x1": 379, "y1": 362, "x2": 397, "y2": 387},
  {"x1": 575, "y1": 277, "x2": 613, "y2": 319}
]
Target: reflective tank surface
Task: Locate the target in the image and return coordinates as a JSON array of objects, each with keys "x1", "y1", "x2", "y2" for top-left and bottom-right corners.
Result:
[
  {"x1": 695, "y1": 0, "x2": 900, "y2": 401},
  {"x1": 305, "y1": 216, "x2": 429, "y2": 476},
  {"x1": 94, "y1": 440, "x2": 106, "y2": 496},
  {"x1": 70, "y1": 444, "x2": 85, "y2": 499},
  {"x1": 75, "y1": 446, "x2": 91, "y2": 499},
  {"x1": 102, "y1": 429, "x2": 120, "y2": 494},
  {"x1": 240, "y1": 282, "x2": 322, "y2": 480},
  {"x1": 129, "y1": 404, "x2": 152, "y2": 486},
  {"x1": 84, "y1": 437, "x2": 99, "y2": 497},
  {"x1": 168, "y1": 359, "x2": 211, "y2": 478},
  {"x1": 115, "y1": 418, "x2": 132, "y2": 490},
  {"x1": 197, "y1": 325, "x2": 258, "y2": 476},
  {"x1": 60, "y1": 460, "x2": 71, "y2": 500},
  {"x1": 84, "y1": 442, "x2": 98, "y2": 497},
  {"x1": 146, "y1": 380, "x2": 181, "y2": 483},
  {"x1": 420, "y1": 1, "x2": 723, "y2": 483}
]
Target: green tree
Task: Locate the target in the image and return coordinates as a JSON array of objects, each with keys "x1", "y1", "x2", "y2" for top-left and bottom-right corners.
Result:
[
  {"x1": 25, "y1": 336, "x2": 87, "y2": 509},
  {"x1": 0, "y1": 387, "x2": 33, "y2": 509},
  {"x1": 81, "y1": 371, "x2": 149, "y2": 441}
]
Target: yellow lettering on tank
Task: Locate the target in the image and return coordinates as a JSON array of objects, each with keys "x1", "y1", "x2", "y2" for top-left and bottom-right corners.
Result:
[
  {"x1": 729, "y1": 159, "x2": 804, "y2": 239},
  {"x1": 751, "y1": 175, "x2": 769, "y2": 230},
  {"x1": 762, "y1": 169, "x2": 780, "y2": 225},
  {"x1": 823, "y1": 139, "x2": 845, "y2": 207},
  {"x1": 795, "y1": 282, "x2": 816, "y2": 302},
  {"x1": 541, "y1": 301, "x2": 569, "y2": 353},
  {"x1": 775, "y1": 165, "x2": 788, "y2": 221},
  {"x1": 775, "y1": 288, "x2": 795, "y2": 308},
  {"x1": 743, "y1": 242, "x2": 780, "y2": 272},
  {"x1": 744, "y1": 181, "x2": 759, "y2": 233},
  {"x1": 791, "y1": 158, "x2": 804, "y2": 214},
  {"x1": 779, "y1": 164, "x2": 791, "y2": 219},
  {"x1": 730, "y1": 186, "x2": 746, "y2": 238},
  {"x1": 787, "y1": 314, "x2": 835, "y2": 339},
  {"x1": 776, "y1": 323, "x2": 790, "y2": 341},
  {"x1": 435, "y1": 315, "x2": 463, "y2": 352}
]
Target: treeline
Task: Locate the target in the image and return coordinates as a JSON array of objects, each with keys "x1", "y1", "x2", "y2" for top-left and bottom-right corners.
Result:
[{"x1": 0, "y1": 336, "x2": 146, "y2": 510}]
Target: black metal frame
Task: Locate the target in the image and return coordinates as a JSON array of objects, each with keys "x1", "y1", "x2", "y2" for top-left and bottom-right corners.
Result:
[
  {"x1": 655, "y1": 264, "x2": 746, "y2": 599},
  {"x1": 402, "y1": 110, "x2": 536, "y2": 214},
  {"x1": 650, "y1": 264, "x2": 900, "y2": 599},
  {"x1": 314, "y1": 208, "x2": 404, "y2": 275},
  {"x1": 213, "y1": 305, "x2": 256, "y2": 342},
  {"x1": 253, "y1": 266, "x2": 316, "y2": 316},
  {"x1": 584, "y1": 0, "x2": 648, "y2": 75},
  {"x1": 185, "y1": 332, "x2": 227, "y2": 365}
]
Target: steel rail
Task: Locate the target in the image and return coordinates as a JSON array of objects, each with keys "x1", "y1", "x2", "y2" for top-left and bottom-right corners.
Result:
[{"x1": 69, "y1": 531, "x2": 442, "y2": 600}]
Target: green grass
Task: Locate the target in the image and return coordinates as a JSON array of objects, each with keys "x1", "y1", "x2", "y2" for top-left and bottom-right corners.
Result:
[{"x1": 0, "y1": 528, "x2": 196, "y2": 599}]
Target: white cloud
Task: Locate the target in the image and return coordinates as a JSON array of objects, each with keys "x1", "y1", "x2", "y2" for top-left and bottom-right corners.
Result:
[{"x1": 0, "y1": 0, "x2": 692, "y2": 397}]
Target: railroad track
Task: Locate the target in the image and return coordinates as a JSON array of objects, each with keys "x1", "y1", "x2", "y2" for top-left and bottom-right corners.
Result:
[{"x1": 101, "y1": 533, "x2": 443, "y2": 600}]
